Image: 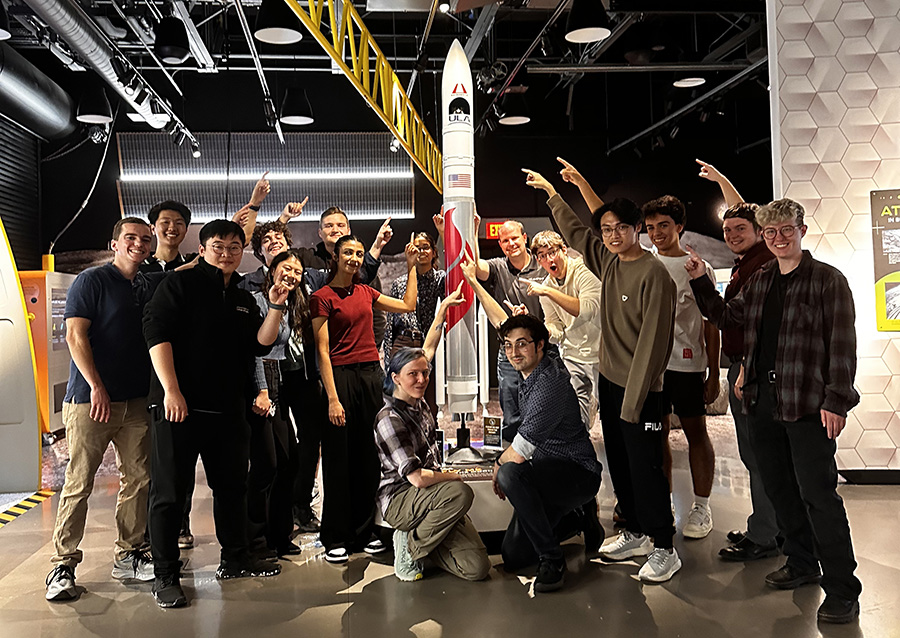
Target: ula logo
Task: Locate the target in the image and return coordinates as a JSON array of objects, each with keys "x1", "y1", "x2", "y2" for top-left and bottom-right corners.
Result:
[{"x1": 448, "y1": 96, "x2": 471, "y2": 124}]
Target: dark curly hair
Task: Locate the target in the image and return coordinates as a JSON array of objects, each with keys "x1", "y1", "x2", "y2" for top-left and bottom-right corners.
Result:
[
  {"x1": 251, "y1": 220, "x2": 293, "y2": 264},
  {"x1": 498, "y1": 314, "x2": 550, "y2": 353},
  {"x1": 641, "y1": 195, "x2": 686, "y2": 227}
]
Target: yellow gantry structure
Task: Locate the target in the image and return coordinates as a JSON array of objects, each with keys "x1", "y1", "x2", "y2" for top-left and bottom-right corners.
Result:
[{"x1": 283, "y1": 0, "x2": 443, "y2": 194}]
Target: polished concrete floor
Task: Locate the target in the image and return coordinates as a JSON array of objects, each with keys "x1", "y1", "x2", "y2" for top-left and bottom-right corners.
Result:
[{"x1": 1, "y1": 428, "x2": 898, "y2": 638}]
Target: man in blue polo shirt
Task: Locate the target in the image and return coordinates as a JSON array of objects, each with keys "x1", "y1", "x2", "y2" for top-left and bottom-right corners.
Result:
[{"x1": 46, "y1": 217, "x2": 159, "y2": 602}]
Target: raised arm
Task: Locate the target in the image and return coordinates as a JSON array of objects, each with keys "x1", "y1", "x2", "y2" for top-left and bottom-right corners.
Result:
[
  {"x1": 374, "y1": 236, "x2": 418, "y2": 314},
  {"x1": 278, "y1": 198, "x2": 309, "y2": 225},
  {"x1": 435, "y1": 206, "x2": 490, "y2": 281},
  {"x1": 557, "y1": 157, "x2": 603, "y2": 212},
  {"x1": 235, "y1": 171, "x2": 272, "y2": 246},
  {"x1": 422, "y1": 282, "x2": 465, "y2": 361},
  {"x1": 460, "y1": 255, "x2": 510, "y2": 330},
  {"x1": 696, "y1": 159, "x2": 744, "y2": 207},
  {"x1": 369, "y1": 217, "x2": 393, "y2": 260}
]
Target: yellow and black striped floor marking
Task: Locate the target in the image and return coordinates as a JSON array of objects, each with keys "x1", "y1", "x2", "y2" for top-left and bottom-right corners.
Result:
[{"x1": 0, "y1": 490, "x2": 54, "y2": 529}]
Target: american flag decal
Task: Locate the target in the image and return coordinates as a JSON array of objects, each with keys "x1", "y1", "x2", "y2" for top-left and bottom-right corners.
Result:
[{"x1": 448, "y1": 174, "x2": 471, "y2": 188}]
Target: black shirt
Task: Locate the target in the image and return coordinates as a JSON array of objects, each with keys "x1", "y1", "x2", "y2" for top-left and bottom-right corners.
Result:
[
  {"x1": 755, "y1": 269, "x2": 794, "y2": 376},
  {"x1": 139, "y1": 252, "x2": 197, "y2": 273}
]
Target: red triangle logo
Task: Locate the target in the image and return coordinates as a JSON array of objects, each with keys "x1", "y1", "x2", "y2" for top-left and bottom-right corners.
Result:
[{"x1": 452, "y1": 83, "x2": 467, "y2": 95}]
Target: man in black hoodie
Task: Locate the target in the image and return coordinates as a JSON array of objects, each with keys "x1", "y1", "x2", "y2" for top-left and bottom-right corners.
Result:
[{"x1": 143, "y1": 219, "x2": 288, "y2": 608}]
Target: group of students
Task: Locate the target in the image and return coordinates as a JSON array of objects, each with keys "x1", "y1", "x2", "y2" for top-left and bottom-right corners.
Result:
[{"x1": 43, "y1": 157, "x2": 862, "y2": 623}]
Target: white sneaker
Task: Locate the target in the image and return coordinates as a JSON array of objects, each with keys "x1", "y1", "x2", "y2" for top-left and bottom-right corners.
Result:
[
  {"x1": 111, "y1": 549, "x2": 155, "y2": 581},
  {"x1": 392, "y1": 530, "x2": 424, "y2": 582},
  {"x1": 683, "y1": 503, "x2": 713, "y2": 539},
  {"x1": 638, "y1": 547, "x2": 682, "y2": 582},
  {"x1": 598, "y1": 530, "x2": 653, "y2": 561},
  {"x1": 46, "y1": 565, "x2": 77, "y2": 601}
]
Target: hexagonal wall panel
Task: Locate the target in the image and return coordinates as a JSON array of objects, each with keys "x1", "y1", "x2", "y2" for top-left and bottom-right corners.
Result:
[
  {"x1": 887, "y1": 413, "x2": 900, "y2": 446},
  {"x1": 836, "y1": 37, "x2": 876, "y2": 72},
  {"x1": 779, "y1": 40, "x2": 816, "y2": 75},
  {"x1": 782, "y1": 112, "x2": 818, "y2": 145},
  {"x1": 836, "y1": 449, "x2": 864, "y2": 470},
  {"x1": 812, "y1": 198, "x2": 854, "y2": 233},
  {"x1": 866, "y1": 0, "x2": 900, "y2": 17},
  {"x1": 812, "y1": 162, "x2": 852, "y2": 197},
  {"x1": 840, "y1": 107, "x2": 880, "y2": 143},
  {"x1": 804, "y1": 0, "x2": 841, "y2": 22},
  {"x1": 784, "y1": 180, "x2": 823, "y2": 212},
  {"x1": 807, "y1": 57, "x2": 846, "y2": 92},
  {"x1": 870, "y1": 88, "x2": 900, "y2": 123},
  {"x1": 837, "y1": 73, "x2": 878, "y2": 108},
  {"x1": 868, "y1": 52, "x2": 900, "y2": 90},
  {"x1": 809, "y1": 92, "x2": 848, "y2": 127},
  {"x1": 813, "y1": 232, "x2": 855, "y2": 269},
  {"x1": 783, "y1": 146, "x2": 820, "y2": 181},
  {"x1": 855, "y1": 393, "x2": 893, "y2": 430},
  {"x1": 844, "y1": 213, "x2": 873, "y2": 249},
  {"x1": 781, "y1": 76, "x2": 817, "y2": 110},
  {"x1": 873, "y1": 159, "x2": 900, "y2": 190},
  {"x1": 883, "y1": 378, "x2": 900, "y2": 412},
  {"x1": 857, "y1": 430, "x2": 896, "y2": 466},
  {"x1": 839, "y1": 412, "x2": 864, "y2": 449},
  {"x1": 867, "y1": 17, "x2": 900, "y2": 51},
  {"x1": 810, "y1": 126, "x2": 850, "y2": 162},
  {"x1": 856, "y1": 357, "x2": 892, "y2": 394},
  {"x1": 842, "y1": 143, "x2": 881, "y2": 179},
  {"x1": 806, "y1": 22, "x2": 844, "y2": 56},
  {"x1": 872, "y1": 124, "x2": 900, "y2": 160},
  {"x1": 777, "y1": 5, "x2": 813, "y2": 40},
  {"x1": 844, "y1": 178, "x2": 880, "y2": 213},
  {"x1": 835, "y1": 2, "x2": 875, "y2": 37}
]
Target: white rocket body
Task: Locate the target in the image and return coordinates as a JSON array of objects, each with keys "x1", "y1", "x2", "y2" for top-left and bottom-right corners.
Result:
[{"x1": 441, "y1": 40, "x2": 478, "y2": 415}]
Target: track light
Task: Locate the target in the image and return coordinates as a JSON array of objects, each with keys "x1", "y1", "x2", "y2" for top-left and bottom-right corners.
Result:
[
  {"x1": 155, "y1": 16, "x2": 191, "y2": 64},
  {"x1": 279, "y1": 88, "x2": 314, "y2": 126},
  {"x1": 76, "y1": 87, "x2": 113, "y2": 124},
  {"x1": 254, "y1": 0, "x2": 303, "y2": 45},
  {"x1": 173, "y1": 129, "x2": 187, "y2": 146},
  {"x1": 191, "y1": 141, "x2": 201, "y2": 158},
  {"x1": 566, "y1": 0, "x2": 611, "y2": 44},
  {"x1": 439, "y1": 2, "x2": 450, "y2": 13},
  {"x1": 389, "y1": 137, "x2": 401, "y2": 153}
]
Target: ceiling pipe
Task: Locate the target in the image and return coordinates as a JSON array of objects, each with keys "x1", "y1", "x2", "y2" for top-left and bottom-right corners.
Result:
[
  {"x1": 21, "y1": 0, "x2": 164, "y2": 129},
  {"x1": 528, "y1": 62, "x2": 755, "y2": 73},
  {"x1": 0, "y1": 42, "x2": 77, "y2": 140}
]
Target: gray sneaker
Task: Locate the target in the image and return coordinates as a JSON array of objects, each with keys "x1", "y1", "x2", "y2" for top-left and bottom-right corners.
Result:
[
  {"x1": 638, "y1": 547, "x2": 682, "y2": 583},
  {"x1": 392, "y1": 530, "x2": 423, "y2": 582},
  {"x1": 599, "y1": 530, "x2": 653, "y2": 561},
  {"x1": 46, "y1": 565, "x2": 77, "y2": 601},
  {"x1": 111, "y1": 549, "x2": 155, "y2": 582}
]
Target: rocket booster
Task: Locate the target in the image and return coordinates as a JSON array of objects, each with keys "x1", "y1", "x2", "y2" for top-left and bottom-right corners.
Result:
[{"x1": 441, "y1": 40, "x2": 478, "y2": 415}]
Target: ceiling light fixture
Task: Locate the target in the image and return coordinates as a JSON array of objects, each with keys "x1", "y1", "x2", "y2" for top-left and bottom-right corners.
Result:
[
  {"x1": 254, "y1": 0, "x2": 304, "y2": 45},
  {"x1": 279, "y1": 88, "x2": 314, "y2": 126},
  {"x1": 76, "y1": 87, "x2": 114, "y2": 124},
  {"x1": 389, "y1": 138, "x2": 401, "y2": 153},
  {"x1": 119, "y1": 170, "x2": 416, "y2": 182},
  {"x1": 497, "y1": 92, "x2": 531, "y2": 126},
  {"x1": 565, "y1": 0, "x2": 611, "y2": 44},
  {"x1": 438, "y1": 2, "x2": 451, "y2": 13},
  {"x1": 673, "y1": 77, "x2": 706, "y2": 88},
  {"x1": 155, "y1": 16, "x2": 191, "y2": 64},
  {"x1": 0, "y1": 5, "x2": 12, "y2": 41},
  {"x1": 191, "y1": 141, "x2": 201, "y2": 158}
]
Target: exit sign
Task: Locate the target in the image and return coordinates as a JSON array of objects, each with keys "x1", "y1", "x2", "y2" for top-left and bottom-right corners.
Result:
[{"x1": 485, "y1": 221, "x2": 505, "y2": 239}]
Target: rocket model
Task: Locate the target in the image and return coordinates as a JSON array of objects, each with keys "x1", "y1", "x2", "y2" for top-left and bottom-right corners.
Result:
[{"x1": 441, "y1": 40, "x2": 478, "y2": 417}]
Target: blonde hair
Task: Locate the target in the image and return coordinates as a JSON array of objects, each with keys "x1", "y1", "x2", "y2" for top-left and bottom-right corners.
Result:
[
  {"x1": 756, "y1": 198, "x2": 804, "y2": 228},
  {"x1": 530, "y1": 230, "x2": 566, "y2": 253}
]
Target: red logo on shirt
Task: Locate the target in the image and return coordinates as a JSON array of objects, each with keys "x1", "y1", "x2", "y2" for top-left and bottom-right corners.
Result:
[{"x1": 683, "y1": 348, "x2": 693, "y2": 359}]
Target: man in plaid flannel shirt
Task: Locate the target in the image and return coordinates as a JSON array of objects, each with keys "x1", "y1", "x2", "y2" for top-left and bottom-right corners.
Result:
[{"x1": 686, "y1": 198, "x2": 862, "y2": 624}]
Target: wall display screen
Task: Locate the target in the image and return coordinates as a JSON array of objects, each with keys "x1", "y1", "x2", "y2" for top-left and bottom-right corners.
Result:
[
  {"x1": 51, "y1": 288, "x2": 68, "y2": 350},
  {"x1": 872, "y1": 190, "x2": 900, "y2": 331}
]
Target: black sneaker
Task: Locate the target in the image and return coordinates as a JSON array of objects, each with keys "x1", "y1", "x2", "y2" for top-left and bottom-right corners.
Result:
[
  {"x1": 817, "y1": 595, "x2": 860, "y2": 624},
  {"x1": 765, "y1": 564, "x2": 821, "y2": 590},
  {"x1": 534, "y1": 558, "x2": 566, "y2": 593},
  {"x1": 276, "y1": 542, "x2": 303, "y2": 557},
  {"x1": 294, "y1": 506, "x2": 321, "y2": 533},
  {"x1": 215, "y1": 558, "x2": 282, "y2": 580},
  {"x1": 582, "y1": 499, "x2": 605, "y2": 555},
  {"x1": 153, "y1": 575, "x2": 187, "y2": 608},
  {"x1": 719, "y1": 536, "x2": 779, "y2": 562}
]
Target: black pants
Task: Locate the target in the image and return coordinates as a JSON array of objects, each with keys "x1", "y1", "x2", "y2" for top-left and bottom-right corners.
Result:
[
  {"x1": 751, "y1": 382, "x2": 862, "y2": 601},
  {"x1": 598, "y1": 374, "x2": 674, "y2": 548},
  {"x1": 149, "y1": 408, "x2": 251, "y2": 577},
  {"x1": 498, "y1": 457, "x2": 601, "y2": 570},
  {"x1": 248, "y1": 361, "x2": 299, "y2": 550},
  {"x1": 320, "y1": 362, "x2": 383, "y2": 551},
  {"x1": 282, "y1": 368, "x2": 327, "y2": 516}
]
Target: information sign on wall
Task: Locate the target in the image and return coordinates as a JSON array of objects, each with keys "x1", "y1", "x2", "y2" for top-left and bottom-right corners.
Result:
[{"x1": 872, "y1": 190, "x2": 900, "y2": 332}]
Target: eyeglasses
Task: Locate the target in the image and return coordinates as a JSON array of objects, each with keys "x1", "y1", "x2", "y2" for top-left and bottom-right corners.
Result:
[
  {"x1": 536, "y1": 247, "x2": 561, "y2": 262},
  {"x1": 600, "y1": 223, "x2": 633, "y2": 237},
  {"x1": 502, "y1": 339, "x2": 534, "y2": 353},
  {"x1": 762, "y1": 225, "x2": 801, "y2": 240},
  {"x1": 209, "y1": 244, "x2": 243, "y2": 255}
]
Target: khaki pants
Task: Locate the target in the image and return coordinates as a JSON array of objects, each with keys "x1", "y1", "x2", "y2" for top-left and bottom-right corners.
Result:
[
  {"x1": 384, "y1": 480, "x2": 490, "y2": 581},
  {"x1": 51, "y1": 398, "x2": 150, "y2": 568}
]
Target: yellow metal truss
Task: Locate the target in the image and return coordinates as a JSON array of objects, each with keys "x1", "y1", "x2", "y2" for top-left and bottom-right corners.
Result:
[{"x1": 283, "y1": 0, "x2": 443, "y2": 194}]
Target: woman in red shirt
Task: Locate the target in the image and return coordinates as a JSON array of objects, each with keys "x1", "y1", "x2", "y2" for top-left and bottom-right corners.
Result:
[{"x1": 311, "y1": 233, "x2": 418, "y2": 563}]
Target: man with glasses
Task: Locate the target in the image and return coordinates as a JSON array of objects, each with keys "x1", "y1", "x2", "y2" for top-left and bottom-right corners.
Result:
[
  {"x1": 524, "y1": 166, "x2": 680, "y2": 583},
  {"x1": 143, "y1": 220, "x2": 289, "y2": 608},
  {"x1": 686, "y1": 198, "x2": 862, "y2": 624}
]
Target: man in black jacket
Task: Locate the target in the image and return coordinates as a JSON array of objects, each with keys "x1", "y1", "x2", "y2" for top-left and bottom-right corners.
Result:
[{"x1": 143, "y1": 219, "x2": 288, "y2": 608}]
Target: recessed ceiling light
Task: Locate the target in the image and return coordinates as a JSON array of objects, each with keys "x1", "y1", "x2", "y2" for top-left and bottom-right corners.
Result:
[{"x1": 673, "y1": 77, "x2": 706, "y2": 88}]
